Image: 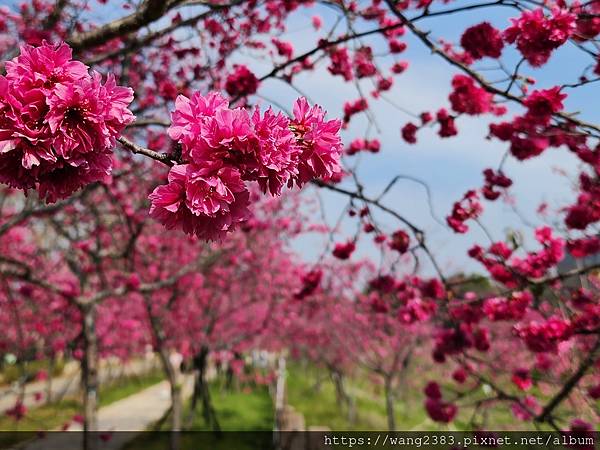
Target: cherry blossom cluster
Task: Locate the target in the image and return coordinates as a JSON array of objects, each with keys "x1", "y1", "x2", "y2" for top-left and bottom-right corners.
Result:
[
  {"x1": 332, "y1": 240, "x2": 356, "y2": 260},
  {"x1": 487, "y1": 87, "x2": 568, "y2": 161},
  {"x1": 460, "y1": 22, "x2": 504, "y2": 60},
  {"x1": 423, "y1": 381, "x2": 457, "y2": 423},
  {"x1": 446, "y1": 190, "x2": 482, "y2": 233},
  {"x1": 468, "y1": 227, "x2": 565, "y2": 286},
  {"x1": 0, "y1": 42, "x2": 134, "y2": 202},
  {"x1": 343, "y1": 98, "x2": 369, "y2": 126},
  {"x1": 345, "y1": 138, "x2": 381, "y2": 156},
  {"x1": 363, "y1": 274, "x2": 442, "y2": 324},
  {"x1": 294, "y1": 269, "x2": 323, "y2": 300},
  {"x1": 149, "y1": 93, "x2": 343, "y2": 240},
  {"x1": 457, "y1": 9, "x2": 576, "y2": 68},
  {"x1": 448, "y1": 75, "x2": 494, "y2": 116},
  {"x1": 432, "y1": 323, "x2": 490, "y2": 364},
  {"x1": 481, "y1": 168, "x2": 512, "y2": 201},
  {"x1": 504, "y1": 8, "x2": 576, "y2": 67},
  {"x1": 225, "y1": 64, "x2": 260, "y2": 98},
  {"x1": 401, "y1": 108, "x2": 459, "y2": 144}
]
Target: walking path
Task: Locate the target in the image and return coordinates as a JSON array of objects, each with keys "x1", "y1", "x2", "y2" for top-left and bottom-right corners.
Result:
[
  {"x1": 0, "y1": 358, "x2": 158, "y2": 415},
  {"x1": 11, "y1": 376, "x2": 193, "y2": 450}
]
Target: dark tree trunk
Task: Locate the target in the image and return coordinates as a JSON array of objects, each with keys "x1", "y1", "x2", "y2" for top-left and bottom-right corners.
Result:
[
  {"x1": 384, "y1": 375, "x2": 396, "y2": 432},
  {"x1": 329, "y1": 368, "x2": 355, "y2": 425},
  {"x1": 143, "y1": 295, "x2": 182, "y2": 450},
  {"x1": 156, "y1": 347, "x2": 182, "y2": 450},
  {"x1": 45, "y1": 356, "x2": 54, "y2": 405},
  {"x1": 81, "y1": 303, "x2": 99, "y2": 450},
  {"x1": 188, "y1": 346, "x2": 221, "y2": 433}
]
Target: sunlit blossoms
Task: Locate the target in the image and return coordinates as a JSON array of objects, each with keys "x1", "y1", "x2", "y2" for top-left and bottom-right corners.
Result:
[
  {"x1": 148, "y1": 163, "x2": 250, "y2": 241},
  {"x1": 0, "y1": 42, "x2": 134, "y2": 202},
  {"x1": 504, "y1": 8, "x2": 576, "y2": 67},
  {"x1": 460, "y1": 22, "x2": 504, "y2": 60},
  {"x1": 150, "y1": 92, "x2": 342, "y2": 240},
  {"x1": 224, "y1": 64, "x2": 259, "y2": 98}
]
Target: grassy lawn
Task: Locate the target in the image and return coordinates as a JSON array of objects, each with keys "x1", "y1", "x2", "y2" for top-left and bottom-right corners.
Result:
[
  {"x1": 124, "y1": 381, "x2": 274, "y2": 450},
  {"x1": 188, "y1": 383, "x2": 273, "y2": 431},
  {"x1": 285, "y1": 362, "x2": 549, "y2": 432},
  {"x1": 99, "y1": 370, "x2": 164, "y2": 407},
  {"x1": 285, "y1": 362, "x2": 433, "y2": 431},
  {"x1": 0, "y1": 359, "x2": 65, "y2": 386}
]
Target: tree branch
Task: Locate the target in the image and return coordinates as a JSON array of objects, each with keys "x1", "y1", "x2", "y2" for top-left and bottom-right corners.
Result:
[
  {"x1": 536, "y1": 338, "x2": 600, "y2": 423},
  {"x1": 117, "y1": 136, "x2": 176, "y2": 166},
  {"x1": 68, "y1": 0, "x2": 185, "y2": 52}
]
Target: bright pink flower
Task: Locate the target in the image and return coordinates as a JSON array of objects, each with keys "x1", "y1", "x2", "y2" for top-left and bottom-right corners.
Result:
[
  {"x1": 342, "y1": 98, "x2": 368, "y2": 125},
  {"x1": 523, "y1": 87, "x2": 566, "y2": 123},
  {"x1": 511, "y1": 368, "x2": 532, "y2": 391},
  {"x1": 510, "y1": 226, "x2": 565, "y2": 278},
  {"x1": 148, "y1": 163, "x2": 250, "y2": 241},
  {"x1": 436, "y1": 108, "x2": 457, "y2": 137},
  {"x1": 5, "y1": 41, "x2": 88, "y2": 92},
  {"x1": 328, "y1": 47, "x2": 354, "y2": 81},
  {"x1": 271, "y1": 38, "x2": 293, "y2": 59},
  {"x1": 425, "y1": 398, "x2": 457, "y2": 423},
  {"x1": 332, "y1": 241, "x2": 356, "y2": 260},
  {"x1": 311, "y1": 15, "x2": 322, "y2": 30},
  {"x1": 449, "y1": 75, "x2": 493, "y2": 115},
  {"x1": 389, "y1": 229, "x2": 410, "y2": 253},
  {"x1": 161, "y1": 92, "x2": 342, "y2": 239},
  {"x1": 168, "y1": 91, "x2": 230, "y2": 153},
  {"x1": 483, "y1": 291, "x2": 531, "y2": 321},
  {"x1": 504, "y1": 8, "x2": 576, "y2": 67},
  {"x1": 353, "y1": 46, "x2": 377, "y2": 79},
  {"x1": 47, "y1": 73, "x2": 134, "y2": 160},
  {"x1": 460, "y1": 22, "x2": 504, "y2": 60},
  {"x1": 567, "y1": 237, "x2": 600, "y2": 258},
  {"x1": 515, "y1": 316, "x2": 572, "y2": 353},
  {"x1": 225, "y1": 65, "x2": 259, "y2": 98},
  {"x1": 424, "y1": 381, "x2": 442, "y2": 399},
  {"x1": 401, "y1": 122, "x2": 418, "y2": 144},
  {"x1": 249, "y1": 108, "x2": 298, "y2": 195},
  {"x1": 482, "y1": 168, "x2": 512, "y2": 200},
  {"x1": 289, "y1": 97, "x2": 342, "y2": 186},
  {"x1": 391, "y1": 61, "x2": 409, "y2": 74},
  {"x1": 447, "y1": 190, "x2": 482, "y2": 233},
  {"x1": 0, "y1": 42, "x2": 134, "y2": 202}
]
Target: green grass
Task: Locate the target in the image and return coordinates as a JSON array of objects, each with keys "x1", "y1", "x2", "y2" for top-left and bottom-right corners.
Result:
[
  {"x1": 0, "y1": 359, "x2": 65, "y2": 385},
  {"x1": 0, "y1": 399, "x2": 80, "y2": 449},
  {"x1": 0, "y1": 398, "x2": 80, "y2": 432},
  {"x1": 186, "y1": 383, "x2": 274, "y2": 431},
  {"x1": 99, "y1": 370, "x2": 164, "y2": 407},
  {"x1": 285, "y1": 362, "x2": 543, "y2": 432},
  {"x1": 285, "y1": 362, "x2": 427, "y2": 431},
  {"x1": 124, "y1": 380, "x2": 274, "y2": 450}
]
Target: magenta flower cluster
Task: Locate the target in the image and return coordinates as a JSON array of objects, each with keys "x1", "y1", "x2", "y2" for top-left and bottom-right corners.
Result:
[
  {"x1": 0, "y1": 42, "x2": 135, "y2": 202},
  {"x1": 149, "y1": 92, "x2": 342, "y2": 241}
]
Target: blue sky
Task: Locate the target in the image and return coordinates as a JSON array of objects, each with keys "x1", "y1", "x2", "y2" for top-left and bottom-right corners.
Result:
[{"x1": 267, "y1": 2, "x2": 596, "y2": 276}]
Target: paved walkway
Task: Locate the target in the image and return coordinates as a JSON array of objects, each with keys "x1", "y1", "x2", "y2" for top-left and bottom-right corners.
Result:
[
  {"x1": 12, "y1": 376, "x2": 193, "y2": 450},
  {"x1": 0, "y1": 358, "x2": 158, "y2": 415}
]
